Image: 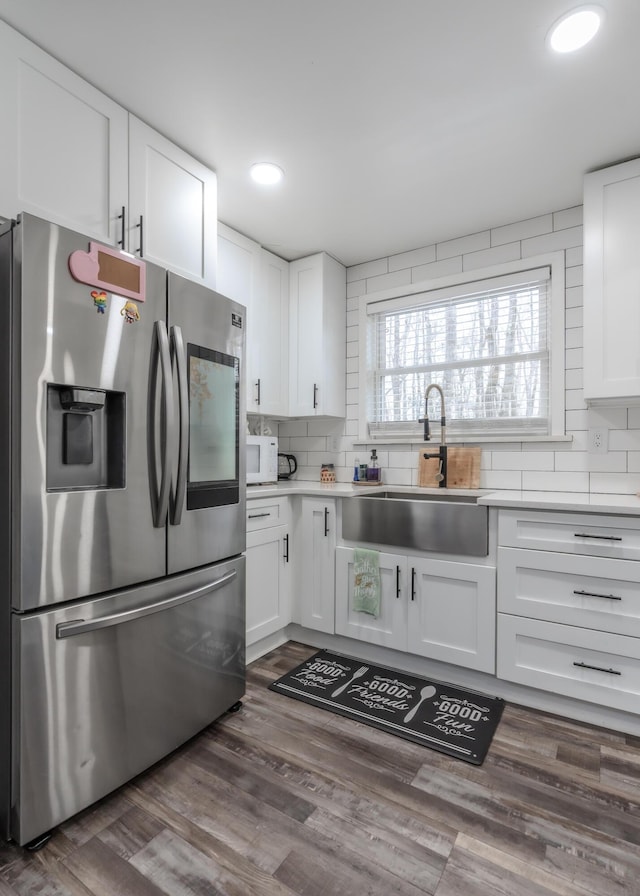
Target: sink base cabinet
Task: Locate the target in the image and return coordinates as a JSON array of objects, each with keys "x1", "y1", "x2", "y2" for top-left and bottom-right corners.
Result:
[{"x1": 335, "y1": 547, "x2": 496, "y2": 673}]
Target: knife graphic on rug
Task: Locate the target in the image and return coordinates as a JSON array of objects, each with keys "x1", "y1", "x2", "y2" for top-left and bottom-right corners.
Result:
[
  {"x1": 331, "y1": 665, "x2": 368, "y2": 697},
  {"x1": 403, "y1": 685, "x2": 436, "y2": 723}
]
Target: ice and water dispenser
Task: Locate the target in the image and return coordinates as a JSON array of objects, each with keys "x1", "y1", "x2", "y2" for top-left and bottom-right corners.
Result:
[{"x1": 46, "y1": 384, "x2": 125, "y2": 491}]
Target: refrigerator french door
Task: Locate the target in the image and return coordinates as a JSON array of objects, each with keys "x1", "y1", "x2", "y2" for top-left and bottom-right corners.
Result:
[{"x1": 0, "y1": 214, "x2": 246, "y2": 847}]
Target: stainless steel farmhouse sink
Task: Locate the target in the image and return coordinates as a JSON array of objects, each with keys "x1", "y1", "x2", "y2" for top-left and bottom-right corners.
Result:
[{"x1": 342, "y1": 490, "x2": 489, "y2": 556}]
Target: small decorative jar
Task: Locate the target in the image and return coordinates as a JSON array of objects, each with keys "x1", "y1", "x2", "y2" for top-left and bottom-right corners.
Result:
[{"x1": 320, "y1": 463, "x2": 336, "y2": 483}]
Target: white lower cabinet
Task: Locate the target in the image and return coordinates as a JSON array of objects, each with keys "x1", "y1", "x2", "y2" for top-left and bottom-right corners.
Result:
[
  {"x1": 295, "y1": 497, "x2": 337, "y2": 634},
  {"x1": 335, "y1": 547, "x2": 496, "y2": 673},
  {"x1": 497, "y1": 509, "x2": 640, "y2": 714},
  {"x1": 245, "y1": 499, "x2": 291, "y2": 647}
]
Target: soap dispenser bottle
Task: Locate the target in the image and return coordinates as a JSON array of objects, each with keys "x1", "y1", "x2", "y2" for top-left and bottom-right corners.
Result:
[{"x1": 367, "y1": 448, "x2": 380, "y2": 482}]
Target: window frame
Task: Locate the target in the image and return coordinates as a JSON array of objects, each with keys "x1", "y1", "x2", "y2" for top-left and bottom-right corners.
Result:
[{"x1": 357, "y1": 252, "x2": 566, "y2": 444}]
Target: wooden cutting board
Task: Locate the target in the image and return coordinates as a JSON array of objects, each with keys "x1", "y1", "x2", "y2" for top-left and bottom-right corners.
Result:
[{"x1": 417, "y1": 446, "x2": 481, "y2": 489}]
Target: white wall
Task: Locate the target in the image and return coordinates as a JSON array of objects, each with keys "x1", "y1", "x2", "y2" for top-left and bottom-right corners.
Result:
[{"x1": 278, "y1": 204, "x2": 640, "y2": 495}]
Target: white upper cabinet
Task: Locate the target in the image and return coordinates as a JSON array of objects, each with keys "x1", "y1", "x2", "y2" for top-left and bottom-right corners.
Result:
[
  {"x1": 583, "y1": 158, "x2": 640, "y2": 403},
  {"x1": 0, "y1": 21, "x2": 217, "y2": 288},
  {"x1": 0, "y1": 20, "x2": 128, "y2": 244},
  {"x1": 128, "y1": 117, "x2": 217, "y2": 288},
  {"x1": 289, "y1": 253, "x2": 346, "y2": 417},
  {"x1": 253, "y1": 249, "x2": 290, "y2": 417},
  {"x1": 217, "y1": 226, "x2": 289, "y2": 415}
]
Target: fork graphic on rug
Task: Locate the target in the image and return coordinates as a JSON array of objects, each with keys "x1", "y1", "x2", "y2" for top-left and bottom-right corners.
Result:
[{"x1": 331, "y1": 664, "x2": 368, "y2": 697}]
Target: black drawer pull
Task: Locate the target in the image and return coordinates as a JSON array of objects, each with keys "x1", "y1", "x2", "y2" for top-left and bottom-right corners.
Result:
[
  {"x1": 248, "y1": 512, "x2": 271, "y2": 520},
  {"x1": 573, "y1": 532, "x2": 622, "y2": 541},
  {"x1": 573, "y1": 661, "x2": 621, "y2": 676},
  {"x1": 573, "y1": 589, "x2": 622, "y2": 601},
  {"x1": 396, "y1": 565, "x2": 401, "y2": 599},
  {"x1": 283, "y1": 534, "x2": 289, "y2": 563}
]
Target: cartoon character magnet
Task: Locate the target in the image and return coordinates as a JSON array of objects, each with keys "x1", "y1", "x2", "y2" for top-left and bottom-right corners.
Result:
[
  {"x1": 121, "y1": 300, "x2": 141, "y2": 324},
  {"x1": 91, "y1": 290, "x2": 108, "y2": 314}
]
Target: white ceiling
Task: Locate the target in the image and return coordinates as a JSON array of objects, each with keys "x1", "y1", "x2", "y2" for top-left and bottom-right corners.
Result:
[{"x1": 0, "y1": 0, "x2": 638, "y2": 267}]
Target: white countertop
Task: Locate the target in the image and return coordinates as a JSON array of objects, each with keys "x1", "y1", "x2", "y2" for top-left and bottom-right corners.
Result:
[{"x1": 247, "y1": 480, "x2": 640, "y2": 516}]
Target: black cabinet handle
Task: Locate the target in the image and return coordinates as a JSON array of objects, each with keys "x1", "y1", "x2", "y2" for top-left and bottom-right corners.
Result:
[
  {"x1": 256, "y1": 378, "x2": 261, "y2": 406},
  {"x1": 411, "y1": 567, "x2": 416, "y2": 601},
  {"x1": 324, "y1": 506, "x2": 329, "y2": 537},
  {"x1": 396, "y1": 565, "x2": 401, "y2": 598},
  {"x1": 574, "y1": 532, "x2": 622, "y2": 541},
  {"x1": 118, "y1": 205, "x2": 126, "y2": 248},
  {"x1": 136, "y1": 215, "x2": 144, "y2": 256},
  {"x1": 248, "y1": 512, "x2": 271, "y2": 520},
  {"x1": 313, "y1": 383, "x2": 318, "y2": 409},
  {"x1": 283, "y1": 534, "x2": 289, "y2": 563},
  {"x1": 573, "y1": 589, "x2": 622, "y2": 601},
  {"x1": 573, "y1": 661, "x2": 621, "y2": 676}
]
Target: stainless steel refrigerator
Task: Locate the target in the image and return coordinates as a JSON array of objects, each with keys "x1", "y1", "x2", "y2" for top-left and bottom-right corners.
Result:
[{"x1": 0, "y1": 213, "x2": 247, "y2": 847}]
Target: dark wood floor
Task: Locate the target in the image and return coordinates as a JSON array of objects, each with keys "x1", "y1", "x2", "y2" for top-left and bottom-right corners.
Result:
[{"x1": 2, "y1": 640, "x2": 640, "y2": 895}]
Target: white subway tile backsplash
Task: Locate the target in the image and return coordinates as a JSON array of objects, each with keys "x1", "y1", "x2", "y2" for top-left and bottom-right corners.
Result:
[
  {"x1": 462, "y1": 241, "x2": 521, "y2": 271},
  {"x1": 365, "y1": 268, "x2": 412, "y2": 293},
  {"x1": 565, "y1": 347, "x2": 583, "y2": 370},
  {"x1": 565, "y1": 327, "x2": 583, "y2": 350},
  {"x1": 491, "y1": 214, "x2": 553, "y2": 246},
  {"x1": 388, "y1": 244, "x2": 436, "y2": 272},
  {"x1": 553, "y1": 206, "x2": 582, "y2": 230},
  {"x1": 523, "y1": 471, "x2": 589, "y2": 492},
  {"x1": 493, "y1": 451, "x2": 555, "y2": 471},
  {"x1": 437, "y1": 230, "x2": 490, "y2": 260},
  {"x1": 565, "y1": 285, "x2": 583, "y2": 309},
  {"x1": 347, "y1": 279, "x2": 366, "y2": 299},
  {"x1": 522, "y1": 225, "x2": 583, "y2": 256},
  {"x1": 481, "y1": 470, "x2": 523, "y2": 490},
  {"x1": 565, "y1": 306, "x2": 583, "y2": 329},
  {"x1": 565, "y1": 246, "x2": 583, "y2": 267},
  {"x1": 412, "y1": 255, "x2": 463, "y2": 282},
  {"x1": 590, "y1": 473, "x2": 640, "y2": 494},
  {"x1": 347, "y1": 258, "x2": 388, "y2": 282},
  {"x1": 565, "y1": 265, "x2": 583, "y2": 288}
]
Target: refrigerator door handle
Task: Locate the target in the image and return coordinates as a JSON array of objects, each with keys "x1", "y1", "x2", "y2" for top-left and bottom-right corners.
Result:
[
  {"x1": 55, "y1": 569, "x2": 238, "y2": 639},
  {"x1": 170, "y1": 324, "x2": 188, "y2": 525},
  {"x1": 148, "y1": 320, "x2": 174, "y2": 527}
]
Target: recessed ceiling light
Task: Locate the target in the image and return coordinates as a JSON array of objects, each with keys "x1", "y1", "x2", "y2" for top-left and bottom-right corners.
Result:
[
  {"x1": 250, "y1": 162, "x2": 284, "y2": 185},
  {"x1": 547, "y1": 5, "x2": 604, "y2": 53}
]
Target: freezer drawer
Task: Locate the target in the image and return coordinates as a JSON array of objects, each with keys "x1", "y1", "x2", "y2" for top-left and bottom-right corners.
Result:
[{"x1": 10, "y1": 558, "x2": 245, "y2": 846}]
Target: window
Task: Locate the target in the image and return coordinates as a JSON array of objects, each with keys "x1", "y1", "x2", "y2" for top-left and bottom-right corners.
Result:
[{"x1": 361, "y1": 255, "x2": 565, "y2": 441}]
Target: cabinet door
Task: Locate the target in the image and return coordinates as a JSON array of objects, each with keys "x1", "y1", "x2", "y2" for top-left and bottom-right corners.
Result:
[
  {"x1": 217, "y1": 224, "x2": 261, "y2": 409},
  {"x1": 254, "y1": 249, "x2": 289, "y2": 416},
  {"x1": 129, "y1": 116, "x2": 217, "y2": 288},
  {"x1": 246, "y1": 525, "x2": 291, "y2": 646},
  {"x1": 584, "y1": 158, "x2": 640, "y2": 402},
  {"x1": 0, "y1": 21, "x2": 128, "y2": 243},
  {"x1": 335, "y1": 547, "x2": 407, "y2": 649},
  {"x1": 407, "y1": 558, "x2": 496, "y2": 673},
  {"x1": 297, "y1": 497, "x2": 336, "y2": 633},
  {"x1": 289, "y1": 253, "x2": 346, "y2": 417}
]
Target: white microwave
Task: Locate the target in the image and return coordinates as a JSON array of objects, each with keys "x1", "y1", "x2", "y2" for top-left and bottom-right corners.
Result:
[{"x1": 246, "y1": 435, "x2": 278, "y2": 485}]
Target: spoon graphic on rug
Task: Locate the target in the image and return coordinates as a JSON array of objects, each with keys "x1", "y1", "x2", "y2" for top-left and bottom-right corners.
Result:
[
  {"x1": 331, "y1": 665, "x2": 368, "y2": 697},
  {"x1": 403, "y1": 685, "x2": 436, "y2": 723}
]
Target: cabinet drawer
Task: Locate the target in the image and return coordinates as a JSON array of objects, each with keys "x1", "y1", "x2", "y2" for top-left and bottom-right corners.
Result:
[
  {"x1": 246, "y1": 498, "x2": 290, "y2": 531},
  {"x1": 498, "y1": 509, "x2": 640, "y2": 560},
  {"x1": 498, "y1": 547, "x2": 640, "y2": 637},
  {"x1": 497, "y1": 614, "x2": 640, "y2": 714}
]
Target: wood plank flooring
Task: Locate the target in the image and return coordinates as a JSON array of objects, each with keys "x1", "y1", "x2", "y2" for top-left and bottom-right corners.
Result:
[{"x1": 2, "y1": 639, "x2": 640, "y2": 895}]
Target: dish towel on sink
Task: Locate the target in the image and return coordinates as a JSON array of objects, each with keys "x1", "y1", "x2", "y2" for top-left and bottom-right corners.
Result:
[{"x1": 352, "y1": 548, "x2": 381, "y2": 618}]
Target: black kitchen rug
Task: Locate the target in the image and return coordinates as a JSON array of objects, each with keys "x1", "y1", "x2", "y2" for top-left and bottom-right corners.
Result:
[{"x1": 269, "y1": 649, "x2": 505, "y2": 765}]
